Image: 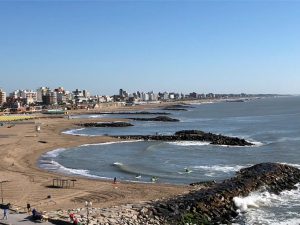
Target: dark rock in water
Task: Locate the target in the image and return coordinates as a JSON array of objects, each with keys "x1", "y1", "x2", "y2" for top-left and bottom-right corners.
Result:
[
  {"x1": 161, "y1": 108, "x2": 188, "y2": 111},
  {"x1": 77, "y1": 122, "x2": 134, "y2": 127},
  {"x1": 165, "y1": 104, "x2": 194, "y2": 108},
  {"x1": 175, "y1": 130, "x2": 205, "y2": 136},
  {"x1": 112, "y1": 130, "x2": 253, "y2": 146},
  {"x1": 129, "y1": 116, "x2": 179, "y2": 122},
  {"x1": 85, "y1": 111, "x2": 171, "y2": 115},
  {"x1": 148, "y1": 163, "x2": 300, "y2": 225},
  {"x1": 161, "y1": 104, "x2": 194, "y2": 111}
]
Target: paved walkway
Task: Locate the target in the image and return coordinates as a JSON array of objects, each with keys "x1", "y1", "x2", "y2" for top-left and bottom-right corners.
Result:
[{"x1": 0, "y1": 213, "x2": 54, "y2": 225}]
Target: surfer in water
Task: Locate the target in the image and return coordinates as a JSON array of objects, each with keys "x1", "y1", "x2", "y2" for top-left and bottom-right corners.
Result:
[
  {"x1": 151, "y1": 176, "x2": 158, "y2": 182},
  {"x1": 184, "y1": 168, "x2": 192, "y2": 173}
]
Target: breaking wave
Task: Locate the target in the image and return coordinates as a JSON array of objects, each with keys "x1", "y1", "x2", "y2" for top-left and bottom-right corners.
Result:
[
  {"x1": 44, "y1": 148, "x2": 67, "y2": 158},
  {"x1": 167, "y1": 141, "x2": 210, "y2": 146},
  {"x1": 192, "y1": 164, "x2": 248, "y2": 173},
  {"x1": 233, "y1": 183, "x2": 300, "y2": 224},
  {"x1": 39, "y1": 159, "x2": 101, "y2": 179},
  {"x1": 80, "y1": 140, "x2": 142, "y2": 147}
]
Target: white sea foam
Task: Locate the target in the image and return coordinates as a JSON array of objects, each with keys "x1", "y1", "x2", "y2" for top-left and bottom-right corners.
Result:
[
  {"x1": 275, "y1": 162, "x2": 300, "y2": 169},
  {"x1": 62, "y1": 128, "x2": 86, "y2": 135},
  {"x1": 190, "y1": 164, "x2": 251, "y2": 177},
  {"x1": 167, "y1": 138, "x2": 263, "y2": 148},
  {"x1": 191, "y1": 101, "x2": 217, "y2": 105},
  {"x1": 89, "y1": 115, "x2": 103, "y2": 118},
  {"x1": 192, "y1": 164, "x2": 250, "y2": 176},
  {"x1": 113, "y1": 162, "x2": 123, "y2": 166},
  {"x1": 59, "y1": 166, "x2": 100, "y2": 178},
  {"x1": 44, "y1": 148, "x2": 67, "y2": 158},
  {"x1": 80, "y1": 140, "x2": 142, "y2": 147},
  {"x1": 63, "y1": 128, "x2": 98, "y2": 137},
  {"x1": 167, "y1": 141, "x2": 210, "y2": 146},
  {"x1": 249, "y1": 141, "x2": 264, "y2": 147},
  {"x1": 215, "y1": 139, "x2": 264, "y2": 148},
  {"x1": 39, "y1": 159, "x2": 102, "y2": 179},
  {"x1": 234, "y1": 183, "x2": 300, "y2": 224},
  {"x1": 233, "y1": 191, "x2": 273, "y2": 212},
  {"x1": 271, "y1": 219, "x2": 300, "y2": 225}
]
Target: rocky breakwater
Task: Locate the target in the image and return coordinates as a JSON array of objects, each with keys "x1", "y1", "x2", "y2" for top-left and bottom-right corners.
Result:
[
  {"x1": 85, "y1": 111, "x2": 171, "y2": 115},
  {"x1": 77, "y1": 122, "x2": 134, "y2": 127},
  {"x1": 161, "y1": 104, "x2": 193, "y2": 111},
  {"x1": 150, "y1": 163, "x2": 300, "y2": 224},
  {"x1": 46, "y1": 163, "x2": 300, "y2": 225},
  {"x1": 112, "y1": 130, "x2": 253, "y2": 146},
  {"x1": 129, "y1": 116, "x2": 179, "y2": 122}
]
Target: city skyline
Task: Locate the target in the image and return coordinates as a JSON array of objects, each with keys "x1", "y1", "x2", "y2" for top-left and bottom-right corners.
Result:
[{"x1": 1, "y1": 1, "x2": 300, "y2": 95}]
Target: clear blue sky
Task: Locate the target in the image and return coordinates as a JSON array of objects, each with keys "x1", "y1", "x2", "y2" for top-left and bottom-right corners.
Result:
[{"x1": 0, "y1": 1, "x2": 299, "y2": 95}]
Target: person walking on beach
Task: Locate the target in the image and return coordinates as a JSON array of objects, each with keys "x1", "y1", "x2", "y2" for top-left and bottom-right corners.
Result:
[
  {"x1": 27, "y1": 203, "x2": 31, "y2": 214},
  {"x1": 113, "y1": 177, "x2": 117, "y2": 184},
  {"x1": 3, "y1": 208, "x2": 8, "y2": 220}
]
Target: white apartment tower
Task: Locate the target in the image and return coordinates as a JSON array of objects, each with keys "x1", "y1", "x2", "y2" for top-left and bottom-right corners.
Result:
[{"x1": 0, "y1": 88, "x2": 6, "y2": 105}]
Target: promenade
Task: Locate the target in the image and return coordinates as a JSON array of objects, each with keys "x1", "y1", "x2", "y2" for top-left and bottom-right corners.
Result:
[{"x1": 0, "y1": 213, "x2": 53, "y2": 225}]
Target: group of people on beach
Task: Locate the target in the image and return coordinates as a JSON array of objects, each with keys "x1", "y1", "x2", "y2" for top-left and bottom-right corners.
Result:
[
  {"x1": 69, "y1": 212, "x2": 80, "y2": 225},
  {"x1": 1, "y1": 202, "x2": 46, "y2": 222}
]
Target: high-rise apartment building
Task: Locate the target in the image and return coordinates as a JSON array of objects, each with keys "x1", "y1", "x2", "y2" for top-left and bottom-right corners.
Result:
[
  {"x1": 42, "y1": 91, "x2": 57, "y2": 105},
  {"x1": 0, "y1": 88, "x2": 6, "y2": 105},
  {"x1": 37, "y1": 87, "x2": 50, "y2": 103}
]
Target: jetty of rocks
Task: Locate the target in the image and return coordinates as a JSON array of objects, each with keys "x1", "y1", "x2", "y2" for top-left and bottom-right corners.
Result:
[
  {"x1": 113, "y1": 130, "x2": 253, "y2": 146},
  {"x1": 128, "y1": 116, "x2": 179, "y2": 122},
  {"x1": 161, "y1": 107, "x2": 188, "y2": 111},
  {"x1": 83, "y1": 111, "x2": 171, "y2": 115},
  {"x1": 161, "y1": 104, "x2": 194, "y2": 111},
  {"x1": 152, "y1": 162, "x2": 300, "y2": 224},
  {"x1": 46, "y1": 163, "x2": 300, "y2": 225},
  {"x1": 77, "y1": 122, "x2": 134, "y2": 127}
]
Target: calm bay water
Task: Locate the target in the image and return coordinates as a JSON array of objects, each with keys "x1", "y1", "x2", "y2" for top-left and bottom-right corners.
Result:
[{"x1": 39, "y1": 96, "x2": 300, "y2": 224}]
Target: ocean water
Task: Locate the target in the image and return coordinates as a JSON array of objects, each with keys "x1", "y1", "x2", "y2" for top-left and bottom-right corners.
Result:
[{"x1": 39, "y1": 96, "x2": 300, "y2": 224}]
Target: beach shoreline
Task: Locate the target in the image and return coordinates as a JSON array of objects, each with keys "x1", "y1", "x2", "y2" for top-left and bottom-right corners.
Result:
[
  {"x1": 0, "y1": 102, "x2": 200, "y2": 213},
  {"x1": 0, "y1": 98, "x2": 254, "y2": 213}
]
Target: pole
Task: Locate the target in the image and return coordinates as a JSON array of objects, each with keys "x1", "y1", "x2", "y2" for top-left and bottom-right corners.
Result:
[
  {"x1": 85, "y1": 201, "x2": 92, "y2": 225},
  {"x1": 87, "y1": 205, "x2": 89, "y2": 225},
  {"x1": 0, "y1": 181, "x2": 9, "y2": 205},
  {"x1": 86, "y1": 203, "x2": 89, "y2": 225},
  {"x1": 1, "y1": 182, "x2": 3, "y2": 204}
]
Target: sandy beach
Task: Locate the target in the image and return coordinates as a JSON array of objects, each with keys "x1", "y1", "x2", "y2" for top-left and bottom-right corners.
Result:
[{"x1": 0, "y1": 103, "x2": 191, "y2": 213}]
